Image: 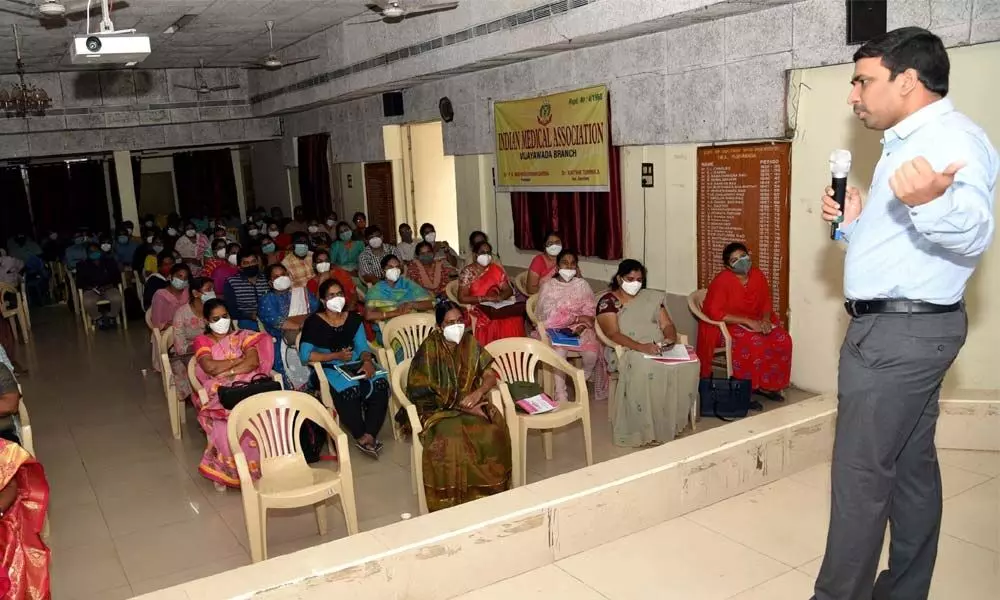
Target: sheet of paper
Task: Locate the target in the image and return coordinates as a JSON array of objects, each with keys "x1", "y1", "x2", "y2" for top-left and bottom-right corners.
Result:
[
  {"x1": 644, "y1": 344, "x2": 693, "y2": 361},
  {"x1": 481, "y1": 298, "x2": 516, "y2": 309}
]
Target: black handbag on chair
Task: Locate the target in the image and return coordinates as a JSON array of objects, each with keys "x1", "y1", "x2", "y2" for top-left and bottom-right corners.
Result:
[
  {"x1": 698, "y1": 377, "x2": 752, "y2": 421},
  {"x1": 218, "y1": 374, "x2": 282, "y2": 410}
]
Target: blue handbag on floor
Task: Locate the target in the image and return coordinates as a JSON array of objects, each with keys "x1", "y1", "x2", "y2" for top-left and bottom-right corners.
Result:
[{"x1": 698, "y1": 377, "x2": 752, "y2": 420}]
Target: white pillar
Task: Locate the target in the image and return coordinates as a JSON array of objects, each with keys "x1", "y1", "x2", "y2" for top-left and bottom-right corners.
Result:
[
  {"x1": 112, "y1": 150, "x2": 139, "y2": 226},
  {"x1": 231, "y1": 148, "x2": 247, "y2": 221}
]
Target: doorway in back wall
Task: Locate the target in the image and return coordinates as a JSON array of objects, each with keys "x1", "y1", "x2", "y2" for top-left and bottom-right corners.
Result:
[{"x1": 383, "y1": 121, "x2": 459, "y2": 252}]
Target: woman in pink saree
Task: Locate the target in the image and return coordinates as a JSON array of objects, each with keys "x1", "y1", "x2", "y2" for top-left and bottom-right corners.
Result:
[
  {"x1": 535, "y1": 249, "x2": 608, "y2": 402},
  {"x1": 193, "y1": 298, "x2": 275, "y2": 489}
]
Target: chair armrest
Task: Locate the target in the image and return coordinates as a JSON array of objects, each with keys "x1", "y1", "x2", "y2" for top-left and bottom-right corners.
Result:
[
  {"x1": 197, "y1": 389, "x2": 209, "y2": 408},
  {"x1": 678, "y1": 333, "x2": 689, "y2": 346},
  {"x1": 402, "y1": 402, "x2": 423, "y2": 437},
  {"x1": 269, "y1": 371, "x2": 284, "y2": 388},
  {"x1": 310, "y1": 362, "x2": 335, "y2": 413},
  {"x1": 233, "y1": 451, "x2": 253, "y2": 491}
]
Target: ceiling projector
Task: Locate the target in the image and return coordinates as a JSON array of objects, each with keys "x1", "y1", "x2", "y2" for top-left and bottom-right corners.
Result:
[{"x1": 70, "y1": 33, "x2": 151, "y2": 65}]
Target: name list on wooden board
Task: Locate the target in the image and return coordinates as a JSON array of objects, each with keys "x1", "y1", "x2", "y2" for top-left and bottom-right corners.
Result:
[{"x1": 696, "y1": 142, "x2": 791, "y2": 325}]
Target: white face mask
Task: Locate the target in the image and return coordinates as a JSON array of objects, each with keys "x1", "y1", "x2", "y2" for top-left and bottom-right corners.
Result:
[
  {"x1": 546, "y1": 244, "x2": 562, "y2": 257},
  {"x1": 476, "y1": 254, "x2": 492, "y2": 267},
  {"x1": 443, "y1": 323, "x2": 465, "y2": 344},
  {"x1": 268, "y1": 230, "x2": 279, "y2": 239},
  {"x1": 325, "y1": 297, "x2": 346, "y2": 313},
  {"x1": 49, "y1": 233, "x2": 58, "y2": 240},
  {"x1": 307, "y1": 226, "x2": 319, "y2": 233},
  {"x1": 185, "y1": 229, "x2": 196, "y2": 238},
  {"x1": 199, "y1": 291, "x2": 217, "y2": 302},
  {"x1": 368, "y1": 237, "x2": 383, "y2": 249},
  {"x1": 146, "y1": 236, "x2": 154, "y2": 244},
  {"x1": 621, "y1": 280, "x2": 642, "y2": 296},
  {"x1": 558, "y1": 268, "x2": 576, "y2": 282},
  {"x1": 215, "y1": 248, "x2": 227, "y2": 259},
  {"x1": 326, "y1": 219, "x2": 336, "y2": 227},
  {"x1": 100, "y1": 243, "x2": 112, "y2": 252},
  {"x1": 167, "y1": 228, "x2": 177, "y2": 236},
  {"x1": 423, "y1": 232, "x2": 436, "y2": 243},
  {"x1": 248, "y1": 228, "x2": 259, "y2": 237},
  {"x1": 227, "y1": 254, "x2": 238, "y2": 266},
  {"x1": 385, "y1": 267, "x2": 401, "y2": 282},
  {"x1": 272, "y1": 275, "x2": 292, "y2": 291},
  {"x1": 315, "y1": 262, "x2": 331, "y2": 273},
  {"x1": 209, "y1": 317, "x2": 231, "y2": 335}
]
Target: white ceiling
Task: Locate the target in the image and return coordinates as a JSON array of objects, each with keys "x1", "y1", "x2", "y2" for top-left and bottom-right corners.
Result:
[{"x1": 0, "y1": 0, "x2": 372, "y2": 73}]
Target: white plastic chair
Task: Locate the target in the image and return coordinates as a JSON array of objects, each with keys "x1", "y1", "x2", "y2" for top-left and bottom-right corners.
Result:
[
  {"x1": 445, "y1": 280, "x2": 477, "y2": 330},
  {"x1": 688, "y1": 289, "x2": 733, "y2": 377},
  {"x1": 79, "y1": 283, "x2": 128, "y2": 334},
  {"x1": 18, "y1": 279, "x2": 30, "y2": 333},
  {"x1": 0, "y1": 282, "x2": 29, "y2": 344},
  {"x1": 227, "y1": 390, "x2": 359, "y2": 562},
  {"x1": 378, "y1": 313, "x2": 436, "y2": 441},
  {"x1": 513, "y1": 271, "x2": 529, "y2": 297},
  {"x1": 67, "y1": 272, "x2": 81, "y2": 322},
  {"x1": 161, "y1": 351, "x2": 187, "y2": 439},
  {"x1": 485, "y1": 337, "x2": 592, "y2": 488}
]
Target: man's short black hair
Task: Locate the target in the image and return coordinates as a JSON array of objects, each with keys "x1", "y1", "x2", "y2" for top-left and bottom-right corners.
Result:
[
  {"x1": 853, "y1": 26, "x2": 949, "y2": 97},
  {"x1": 364, "y1": 225, "x2": 382, "y2": 238}
]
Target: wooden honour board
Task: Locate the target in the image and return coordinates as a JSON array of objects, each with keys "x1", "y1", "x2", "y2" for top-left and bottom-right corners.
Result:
[{"x1": 696, "y1": 142, "x2": 791, "y2": 326}]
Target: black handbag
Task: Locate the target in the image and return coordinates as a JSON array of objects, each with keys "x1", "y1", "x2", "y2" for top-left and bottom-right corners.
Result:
[
  {"x1": 698, "y1": 377, "x2": 752, "y2": 421},
  {"x1": 218, "y1": 374, "x2": 282, "y2": 410}
]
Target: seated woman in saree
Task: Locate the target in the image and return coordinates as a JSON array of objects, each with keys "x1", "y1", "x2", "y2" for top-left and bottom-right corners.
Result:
[
  {"x1": 193, "y1": 298, "x2": 275, "y2": 489},
  {"x1": 525, "y1": 231, "x2": 563, "y2": 295},
  {"x1": 406, "y1": 301, "x2": 512, "y2": 512},
  {"x1": 150, "y1": 263, "x2": 191, "y2": 329},
  {"x1": 407, "y1": 241, "x2": 457, "y2": 298},
  {"x1": 696, "y1": 242, "x2": 792, "y2": 400},
  {"x1": 169, "y1": 277, "x2": 213, "y2": 406},
  {"x1": 330, "y1": 221, "x2": 364, "y2": 274},
  {"x1": 365, "y1": 254, "x2": 434, "y2": 328},
  {"x1": 458, "y1": 240, "x2": 525, "y2": 346},
  {"x1": 259, "y1": 264, "x2": 318, "y2": 390},
  {"x1": 534, "y1": 249, "x2": 608, "y2": 402},
  {"x1": 300, "y1": 279, "x2": 390, "y2": 459},
  {"x1": 0, "y1": 438, "x2": 51, "y2": 600},
  {"x1": 596, "y1": 259, "x2": 699, "y2": 448},
  {"x1": 306, "y1": 248, "x2": 358, "y2": 310}
]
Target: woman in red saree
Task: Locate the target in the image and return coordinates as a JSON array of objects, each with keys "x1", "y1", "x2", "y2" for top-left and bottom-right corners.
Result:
[
  {"x1": 458, "y1": 241, "x2": 525, "y2": 346},
  {"x1": 696, "y1": 242, "x2": 792, "y2": 398},
  {"x1": 0, "y1": 439, "x2": 50, "y2": 600}
]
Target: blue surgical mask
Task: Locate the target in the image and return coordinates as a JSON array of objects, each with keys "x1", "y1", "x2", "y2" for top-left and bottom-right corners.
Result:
[
  {"x1": 293, "y1": 243, "x2": 308, "y2": 257},
  {"x1": 199, "y1": 291, "x2": 217, "y2": 302},
  {"x1": 262, "y1": 243, "x2": 276, "y2": 254},
  {"x1": 731, "y1": 256, "x2": 752, "y2": 275},
  {"x1": 117, "y1": 235, "x2": 128, "y2": 244},
  {"x1": 88, "y1": 251, "x2": 102, "y2": 260},
  {"x1": 339, "y1": 231, "x2": 352, "y2": 241},
  {"x1": 171, "y1": 277, "x2": 189, "y2": 290}
]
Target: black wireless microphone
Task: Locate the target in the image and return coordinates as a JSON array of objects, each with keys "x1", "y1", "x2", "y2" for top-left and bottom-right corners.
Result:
[{"x1": 829, "y1": 150, "x2": 852, "y2": 240}]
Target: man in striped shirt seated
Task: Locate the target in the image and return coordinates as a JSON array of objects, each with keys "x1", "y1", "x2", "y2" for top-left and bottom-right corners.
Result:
[{"x1": 223, "y1": 249, "x2": 271, "y2": 331}]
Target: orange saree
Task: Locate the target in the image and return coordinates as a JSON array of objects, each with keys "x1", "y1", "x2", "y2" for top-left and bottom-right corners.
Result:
[{"x1": 0, "y1": 439, "x2": 50, "y2": 599}]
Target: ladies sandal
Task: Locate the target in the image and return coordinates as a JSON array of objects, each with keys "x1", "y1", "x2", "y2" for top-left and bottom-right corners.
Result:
[{"x1": 355, "y1": 439, "x2": 379, "y2": 460}]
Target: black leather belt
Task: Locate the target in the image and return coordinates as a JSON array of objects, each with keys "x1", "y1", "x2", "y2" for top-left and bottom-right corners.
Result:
[{"x1": 844, "y1": 299, "x2": 961, "y2": 318}]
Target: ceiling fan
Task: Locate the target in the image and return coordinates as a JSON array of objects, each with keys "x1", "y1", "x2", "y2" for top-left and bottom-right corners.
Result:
[
  {"x1": 236, "y1": 20, "x2": 319, "y2": 71},
  {"x1": 173, "y1": 60, "x2": 241, "y2": 95},
  {"x1": 356, "y1": 1, "x2": 459, "y2": 24}
]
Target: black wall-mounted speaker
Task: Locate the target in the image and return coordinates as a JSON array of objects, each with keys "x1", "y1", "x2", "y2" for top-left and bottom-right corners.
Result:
[
  {"x1": 846, "y1": 0, "x2": 888, "y2": 45},
  {"x1": 383, "y1": 91, "x2": 404, "y2": 117}
]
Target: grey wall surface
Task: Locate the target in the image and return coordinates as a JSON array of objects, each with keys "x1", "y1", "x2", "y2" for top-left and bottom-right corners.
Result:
[
  {"x1": 0, "y1": 67, "x2": 281, "y2": 159},
  {"x1": 249, "y1": 140, "x2": 291, "y2": 213},
  {"x1": 276, "y1": 0, "x2": 1000, "y2": 163}
]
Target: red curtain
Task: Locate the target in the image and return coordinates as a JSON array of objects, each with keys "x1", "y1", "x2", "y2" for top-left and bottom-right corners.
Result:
[
  {"x1": 297, "y1": 133, "x2": 332, "y2": 219},
  {"x1": 0, "y1": 167, "x2": 31, "y2": 241},
  {"x1": 510, "y1": 145, "x2": 623, "y2": 260},
  {"x1": 173, "y1": 150, "x2": 238, "y2": 218}
]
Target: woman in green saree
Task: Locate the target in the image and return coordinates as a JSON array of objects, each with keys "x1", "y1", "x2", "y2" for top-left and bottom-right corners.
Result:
[{"x1": 407, "y1": 301, "x2": 512, "y2": 512}]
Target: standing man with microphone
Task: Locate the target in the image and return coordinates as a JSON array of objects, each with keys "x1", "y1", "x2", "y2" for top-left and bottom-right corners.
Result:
[{"x1": 815, "y1": 27, "x2": 997, "y2": 600}]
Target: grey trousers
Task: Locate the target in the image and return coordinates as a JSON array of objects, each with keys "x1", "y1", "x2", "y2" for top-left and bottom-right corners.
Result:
[
  {"x1": 82, "y1": 288, "x2": 122, "y2": 321},
  {"x1": 813, "y1": 310, "x2": 966, "y2": 600}
]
